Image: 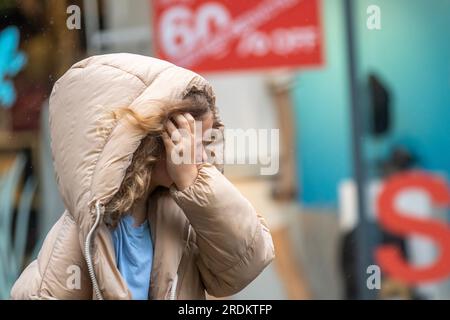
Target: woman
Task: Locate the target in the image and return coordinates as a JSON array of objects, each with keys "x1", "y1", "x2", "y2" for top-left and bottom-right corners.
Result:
[{"x1": 11, "y1": 53, "x2": 275, "y2": 300}]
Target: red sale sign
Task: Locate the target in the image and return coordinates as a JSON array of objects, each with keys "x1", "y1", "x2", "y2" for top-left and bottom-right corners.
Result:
[{"x1": 152, "y1": 0, "x2": 324, "y2": 73}]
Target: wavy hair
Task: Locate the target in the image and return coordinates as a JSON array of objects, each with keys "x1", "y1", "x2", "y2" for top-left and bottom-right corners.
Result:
[{"x1": 104, "y1": 89, "x2": 222, "y2": 228}]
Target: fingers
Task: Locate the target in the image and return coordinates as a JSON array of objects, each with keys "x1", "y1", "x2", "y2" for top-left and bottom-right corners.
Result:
[
  {"x1": 166, "y1": 119, "x2": 177, "y2": 135},
  {"x1": 183, "y1": 113, "x2": 196, "y2": 133},
  {"x1": 165, "y1": 113, "x2": 196, "y2": 142},
  {"x1": 182, "y1": 113, "x2": 202, "y2": 163},
  {"x1": 166, "y1": 119, "x2": 181, "y2": 142},
  {"x1": 161, "y1": 131, "x2": 174, "y2": 153},
  {"x1": 174, "y1": 114, "x2": 191, "y2": 132},
  {"x1": 164, "y1": 113, "x2": 198, "y2": 163}
]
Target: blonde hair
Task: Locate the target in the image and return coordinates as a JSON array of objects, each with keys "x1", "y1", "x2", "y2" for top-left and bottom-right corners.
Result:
[{"x1": 104, "y1": 90, "x2": 222, "y2": 228}]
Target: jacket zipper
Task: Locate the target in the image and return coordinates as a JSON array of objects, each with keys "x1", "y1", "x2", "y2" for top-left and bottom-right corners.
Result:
[
  {"x1": 84, "y1": 200, "x2": 104, "y2": 300},
  {"x1": 167, "y1": 224, "x2": 192, "y2": 300}
]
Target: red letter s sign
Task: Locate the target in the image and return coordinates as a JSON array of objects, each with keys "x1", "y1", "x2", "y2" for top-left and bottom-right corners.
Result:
[{"x1": 376, "y1": 171, "x2": 450, "y2": 284}]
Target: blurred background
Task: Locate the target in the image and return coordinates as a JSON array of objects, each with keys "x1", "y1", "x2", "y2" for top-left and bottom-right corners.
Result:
[{"x1": 1, "y1": 0, "x2": 450, "y2": 300}]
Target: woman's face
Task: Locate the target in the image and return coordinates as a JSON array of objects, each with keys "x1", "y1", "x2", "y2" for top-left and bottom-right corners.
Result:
[{"x1": 151, "y1": 111, "x2": 214, "y2": 188}]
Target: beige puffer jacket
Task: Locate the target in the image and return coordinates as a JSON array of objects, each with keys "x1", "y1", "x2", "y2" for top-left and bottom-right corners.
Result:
[{"x1": 10, "y1": 53, "x2": 274, "y2": 300}]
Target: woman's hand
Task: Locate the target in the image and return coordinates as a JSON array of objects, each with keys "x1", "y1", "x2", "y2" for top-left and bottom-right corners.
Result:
[{"x1": 162, "y1": 113, "x2": 202, "y2": 191}]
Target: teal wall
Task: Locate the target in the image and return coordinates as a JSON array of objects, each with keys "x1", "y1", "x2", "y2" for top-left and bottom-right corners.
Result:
[
  {"x1": 292, "y1": 0, "x2": 351, "y2": 207},
  {"x1": 293, "y1": 0, "x2": 450, "y2": 207}
]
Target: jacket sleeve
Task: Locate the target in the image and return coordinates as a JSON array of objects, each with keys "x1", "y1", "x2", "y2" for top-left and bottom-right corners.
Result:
[{"x1": 169, "y1": 163, "x2": 275, "y2": 297}]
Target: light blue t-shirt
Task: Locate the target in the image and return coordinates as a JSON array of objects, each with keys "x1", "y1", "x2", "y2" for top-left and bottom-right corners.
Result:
[{"x1": 112, "y1": 214, "x2": 153, "y2": 300}]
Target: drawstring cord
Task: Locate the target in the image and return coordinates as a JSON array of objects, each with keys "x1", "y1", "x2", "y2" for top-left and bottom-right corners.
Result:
[{"x1": 84, "y1": 200, "x2": 104, "y2": 300}]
